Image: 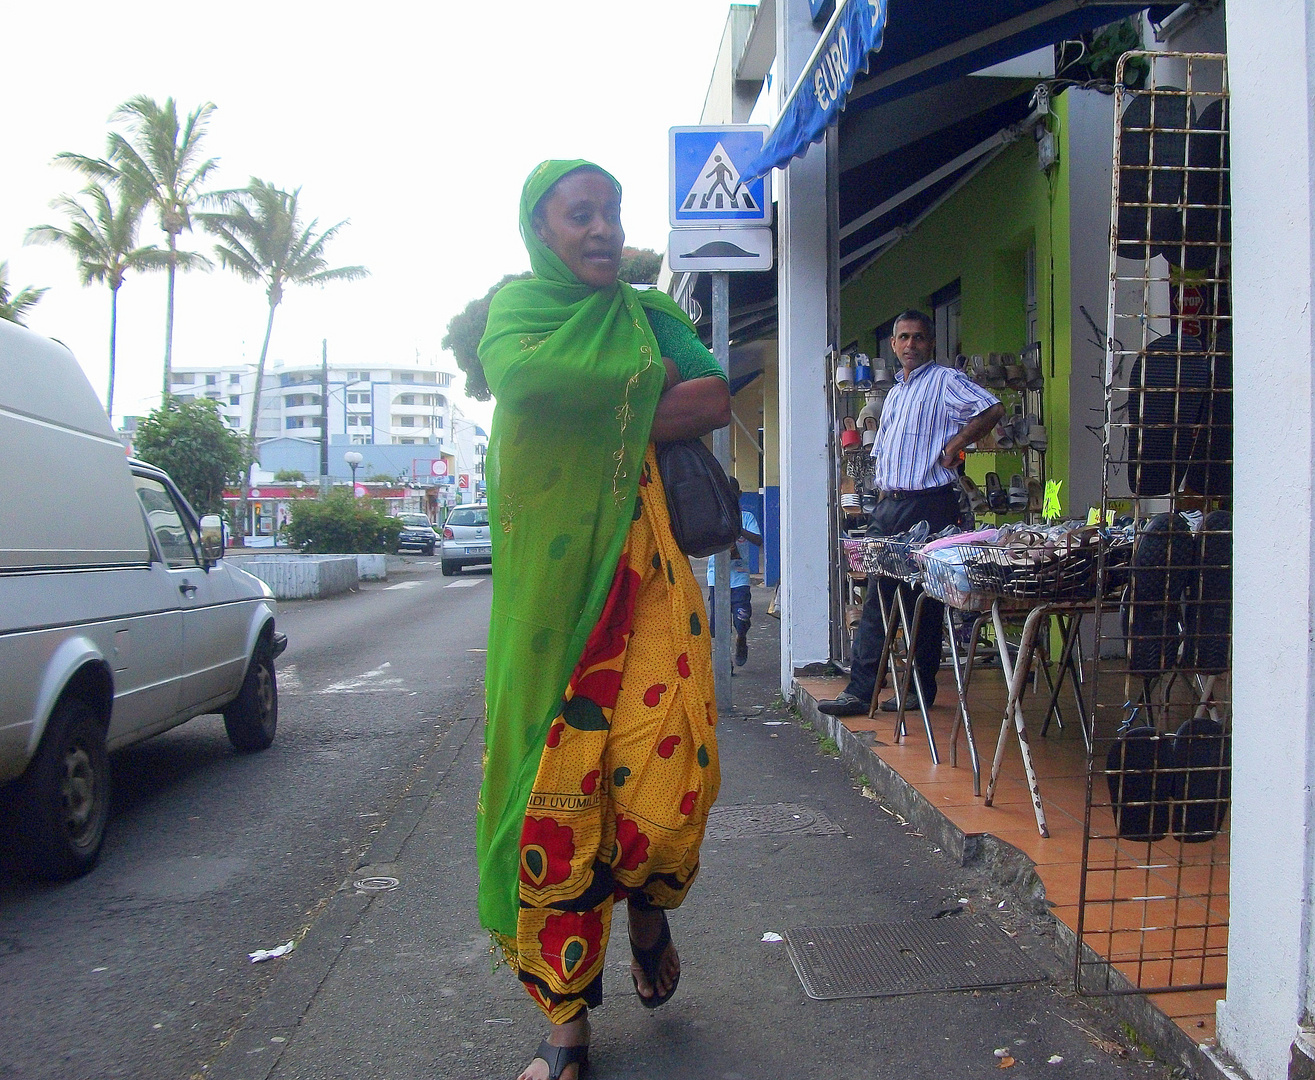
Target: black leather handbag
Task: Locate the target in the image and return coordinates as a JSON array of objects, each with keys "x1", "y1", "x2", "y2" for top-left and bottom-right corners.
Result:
[{"x1": 656, "y1": 439, "x2": 741, "y2": 558}]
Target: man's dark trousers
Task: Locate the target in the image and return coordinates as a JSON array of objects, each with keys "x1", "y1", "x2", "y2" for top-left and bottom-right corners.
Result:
[{"x1": 842, "y1": 485, "x2": 961, "y2": 709}]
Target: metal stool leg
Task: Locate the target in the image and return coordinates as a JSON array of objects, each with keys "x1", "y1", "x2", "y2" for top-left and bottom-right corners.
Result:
[
  {"x1": 869, "y1": 579, "x2": 904, "y2": 721},
  {"x1": 944, "y1": 605, "x2": 982, "y2": 793},
  {"x1": 897, "y1": 588, "x2": 939, "y2": 765},
  {"x1": 984, "y1": 602, "x2": 1050, "y2": 837}
]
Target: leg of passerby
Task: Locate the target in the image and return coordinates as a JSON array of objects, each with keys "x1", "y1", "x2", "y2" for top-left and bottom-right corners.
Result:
[
  {"x1": 730, "y1": 585, "x2": 752, "y2": 666},
  {"x1": 819, "y1": 574, "x2": 896, "y2": 716}
]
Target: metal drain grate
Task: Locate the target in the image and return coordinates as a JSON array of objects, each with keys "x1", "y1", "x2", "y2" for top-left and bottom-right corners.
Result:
[
  {"x1": 704, "y1": 802, "x2": 845, "y2": 840},
  {"x1": 785, "y1": 917, "x2": 1043, "y2": 999}
]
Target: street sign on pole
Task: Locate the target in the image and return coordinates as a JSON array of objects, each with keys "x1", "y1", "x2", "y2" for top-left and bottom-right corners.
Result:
[
  {"x1": 711, "y1": 271, "x2": 734, "y2": 712},
  {"x1": 668, "y1": 126, "x2": 777, "y2": 714},
  {"x1": 668, "y1": 227, "x2": 774, "y2": 272},
  {"x1": 669, "y1": 126, "x2": 772, "y2": 229}
]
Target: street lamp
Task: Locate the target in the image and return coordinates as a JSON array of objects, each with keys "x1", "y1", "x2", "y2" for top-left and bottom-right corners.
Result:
[{"x1": 344, "y1": 450, "x2": 363, "y2": 494}]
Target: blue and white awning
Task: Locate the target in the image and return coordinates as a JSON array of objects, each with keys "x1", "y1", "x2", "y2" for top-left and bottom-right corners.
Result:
[
  {"x1": 743, "y1": 0, "x2": 888, "y2": 180},
  {"x1": 744, "y1": 0, "x2": 1164, "y2": 180}
]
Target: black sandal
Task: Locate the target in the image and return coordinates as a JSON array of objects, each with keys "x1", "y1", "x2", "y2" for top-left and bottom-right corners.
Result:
[
  {"x1": 629, "y1": 909, "x2": 679, "y2": 1009},
  {"x1": 530, "y1": 1038, "x2": 589, "y2": 1080}
]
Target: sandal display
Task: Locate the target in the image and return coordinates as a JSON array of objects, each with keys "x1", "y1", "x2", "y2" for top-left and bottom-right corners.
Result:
[{"x1": 839, "y1": 415, "x2": 861, "y2": 450}]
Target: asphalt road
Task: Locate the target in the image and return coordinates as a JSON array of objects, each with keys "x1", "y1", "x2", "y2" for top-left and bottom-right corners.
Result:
[
  {"x1": 0, "y1": 556, "x2": 492, "y2": 1080},
  {"x1": 1, "y1": 565, "x2": 1177, "y2": 1080}
]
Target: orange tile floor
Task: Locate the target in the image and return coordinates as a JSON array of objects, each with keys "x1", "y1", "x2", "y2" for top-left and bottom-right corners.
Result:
[{"x1": 797, "y1": 663, "x2": 1227, "y2": 1046}]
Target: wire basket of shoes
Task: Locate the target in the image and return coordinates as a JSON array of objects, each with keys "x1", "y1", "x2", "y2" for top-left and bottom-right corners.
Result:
[
  {"x1": 864, "y1": 521, "x2": 930, "y2": 581},
  {"x1": 960, "y1": 525, "x2": 1104, "y2": 602},
  {"x1": 916, "y1": 545, "x2": 1000, "y2": 611},
  {"x1": 841, "y1": 537, "x2": 869, "y2": 573}
]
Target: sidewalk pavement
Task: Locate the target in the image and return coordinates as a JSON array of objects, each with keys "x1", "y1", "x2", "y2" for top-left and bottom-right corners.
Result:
[{"x1": 205, "y1": 584, "x2": 1181, "y2": 1080}]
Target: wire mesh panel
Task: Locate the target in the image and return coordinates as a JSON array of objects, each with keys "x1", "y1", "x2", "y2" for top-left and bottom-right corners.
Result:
[{"x1": 1081, "y1": 52, "x2": 1231, "y2": 997}]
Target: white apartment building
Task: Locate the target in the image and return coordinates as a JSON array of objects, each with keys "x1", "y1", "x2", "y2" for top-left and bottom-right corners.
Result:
[{"x1": 169, "y1": 358, "x2": 458, "y2": 448}]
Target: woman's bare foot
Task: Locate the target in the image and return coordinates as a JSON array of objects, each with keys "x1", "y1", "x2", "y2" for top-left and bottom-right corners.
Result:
[
  {"x1": 516, "y1": 1014, "x2": 589, "y2": 1080},
  {"x1": 627, "y1": 901, "x2": 680, "y2": 1001}
]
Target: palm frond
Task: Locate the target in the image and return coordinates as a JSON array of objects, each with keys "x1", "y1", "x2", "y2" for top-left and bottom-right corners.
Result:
[{"x1": 0, "y1": 262, "x2": 48, "y2": 325}]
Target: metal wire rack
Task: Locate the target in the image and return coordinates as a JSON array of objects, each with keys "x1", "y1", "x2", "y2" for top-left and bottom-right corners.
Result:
[{"x1": 1079, "y1": 52, "x2": 1232, "y2": 998}]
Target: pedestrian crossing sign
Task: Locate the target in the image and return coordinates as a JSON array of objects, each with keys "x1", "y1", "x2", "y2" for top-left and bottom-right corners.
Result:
[{"x1": 669, "y1": 125, "x2": 772, "y2": 228}]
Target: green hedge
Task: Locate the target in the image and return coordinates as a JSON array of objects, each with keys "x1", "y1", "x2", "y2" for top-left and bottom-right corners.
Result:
[{"x1": 285, "y1": 491, "x2": 403, "y2": 554}]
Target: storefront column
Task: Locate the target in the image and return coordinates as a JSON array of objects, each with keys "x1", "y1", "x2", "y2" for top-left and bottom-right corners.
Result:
[
  {"x1": 775, "y1": 0, "x2": 831, "y2": 694},
  {"x1": 1217, "y1": 4, "x2": 1315, "y2": 1078}
]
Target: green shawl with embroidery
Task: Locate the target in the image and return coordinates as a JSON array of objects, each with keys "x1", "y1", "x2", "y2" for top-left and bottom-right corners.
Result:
[{"x1": 475, "y1": 159, "x2": 698, "y2": 945}]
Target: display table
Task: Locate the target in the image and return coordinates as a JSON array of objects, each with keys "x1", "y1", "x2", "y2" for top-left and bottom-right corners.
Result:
[{"x1": 845, "y1": 530, "x2": 1117, "y2": 838}]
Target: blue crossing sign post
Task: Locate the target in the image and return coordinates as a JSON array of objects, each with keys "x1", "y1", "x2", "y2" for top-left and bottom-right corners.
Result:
[
  {"x1": 667, "y1": 124, "x2": 772, "y2": 714},
  {"x1": 669, "y1": 125, "x2": 772, "y2": 229}
]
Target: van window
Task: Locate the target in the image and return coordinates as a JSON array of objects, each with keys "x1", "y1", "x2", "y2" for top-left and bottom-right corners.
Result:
[
  {"x1": 134, "y1": 476, "x2": 200, "y2": 568},
  {"x1": 447, "y1": 506, "x2": 489, "y2": 527}
]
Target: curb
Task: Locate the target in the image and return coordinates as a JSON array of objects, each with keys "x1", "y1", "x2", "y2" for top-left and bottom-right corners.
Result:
[
  {"x1": 794, "y1": 682, "x2": 1228, "y2": 1080},
  {"x1": 204, "y1": 706, "x2": 484, "y2": 1080}
]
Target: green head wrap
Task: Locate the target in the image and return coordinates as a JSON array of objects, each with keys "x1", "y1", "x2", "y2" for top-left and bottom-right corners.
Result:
[{"x1": 475, "y1": 160, "x2": 697, "y2": 944}]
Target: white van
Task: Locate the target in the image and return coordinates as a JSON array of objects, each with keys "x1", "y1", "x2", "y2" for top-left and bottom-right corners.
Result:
[{"x1": 0, "y1": 320, "x2": 286, "y2": 880}]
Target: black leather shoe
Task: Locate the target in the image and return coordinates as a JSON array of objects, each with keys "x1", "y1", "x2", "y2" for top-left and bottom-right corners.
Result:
[{"x1": 817, "y1": 692, "x2": 868, "y2": 716}]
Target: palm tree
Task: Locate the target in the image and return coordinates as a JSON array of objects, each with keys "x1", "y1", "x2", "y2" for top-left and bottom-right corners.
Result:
[
  {"x1": 199, "y1": 178, "x2": 368, "y2": 539},
  {"x1": 26, "y1": 184, "x2": 166, "y2": 418},
  {"x1": 0, "y1": 262, "x2": 46, "y2": 325},
  {"x1": 59, "y1": 96, "x2": 217, "y2": 398}
]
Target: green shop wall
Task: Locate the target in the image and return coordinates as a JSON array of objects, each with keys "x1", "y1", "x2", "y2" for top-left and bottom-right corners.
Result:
[{"x1": 839, "y1": 92, "x2": 1079, "y2": 516}]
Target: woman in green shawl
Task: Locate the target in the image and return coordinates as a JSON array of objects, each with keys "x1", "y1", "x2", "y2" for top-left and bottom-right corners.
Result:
[{"x1": 477, "y1": 160, "x2": 730, "y2": 1080}]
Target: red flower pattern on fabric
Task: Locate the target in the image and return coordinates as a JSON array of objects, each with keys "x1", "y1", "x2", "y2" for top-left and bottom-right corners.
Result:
[
  {"x1": 520, "y1": 816, "x2": 575, "y2": 888},
  {"x1": 574, "y1": 560, "x2": 641, "y2": 671},
  {"x1": 614, "y1": 815, "x2": 651, "y2": 871},
  {"x1": 539, "y1": 909, "x2": 604, "y2": 983}
]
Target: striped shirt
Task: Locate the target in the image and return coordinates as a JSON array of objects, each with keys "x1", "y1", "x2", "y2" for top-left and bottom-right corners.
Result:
[{"x1": 871, "y1": 362, "x2": 999, "y2": 491}]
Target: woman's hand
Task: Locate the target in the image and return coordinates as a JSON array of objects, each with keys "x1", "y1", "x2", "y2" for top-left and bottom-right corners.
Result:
[{"x1": 650, "y1": 363, "x2": 731, "y2": 443}]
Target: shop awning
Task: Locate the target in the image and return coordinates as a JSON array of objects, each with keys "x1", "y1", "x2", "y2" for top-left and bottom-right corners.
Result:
[{"x1": 745, "y1": 0, "x2": 1167, "y2": 178}]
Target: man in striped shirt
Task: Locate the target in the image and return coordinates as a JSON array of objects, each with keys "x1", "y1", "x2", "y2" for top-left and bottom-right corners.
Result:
[{"x1": 820, "y1": 310, "x2": 1003, "y2": 717}]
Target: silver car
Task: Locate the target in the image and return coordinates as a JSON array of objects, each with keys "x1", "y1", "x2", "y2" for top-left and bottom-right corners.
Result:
[
  {"x1": 440, "y1": 504, "x2": 491, "y2": 576},
  {"x1": 1, "y1": 319, "x2": 286, "y2": 880}
]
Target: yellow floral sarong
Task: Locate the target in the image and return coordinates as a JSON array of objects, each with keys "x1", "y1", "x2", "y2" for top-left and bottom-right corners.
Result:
[{"x1": 511, "y1": 448, "x2": 720, "y2": 1023}]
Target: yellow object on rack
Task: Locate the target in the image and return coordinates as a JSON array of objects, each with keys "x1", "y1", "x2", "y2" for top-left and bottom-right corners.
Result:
[{"x1": 1042, "y1": 479, "x2": 1063, "y2": 521}]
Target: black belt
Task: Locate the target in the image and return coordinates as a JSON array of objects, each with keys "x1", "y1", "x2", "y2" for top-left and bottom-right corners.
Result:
[{"x1": 882, "y1": 483, "x2": 957, "y2": 501}]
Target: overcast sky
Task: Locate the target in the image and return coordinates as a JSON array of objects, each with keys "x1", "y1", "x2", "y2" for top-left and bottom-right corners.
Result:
[{"x1": 3, "y1": 1, "x2": 745, "y2": 428}]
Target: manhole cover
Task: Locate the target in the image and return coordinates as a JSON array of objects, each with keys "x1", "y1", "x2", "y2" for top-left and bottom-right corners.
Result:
[
  {"x1": 353, "y1": 876, "x2": 400, "y2": 892},
  {"x1": 704, "y1": 802, "x2": 844, "y2": 840},
  {"x1": 785, "y1": 916, "x2": 1043, "y2": 999}
]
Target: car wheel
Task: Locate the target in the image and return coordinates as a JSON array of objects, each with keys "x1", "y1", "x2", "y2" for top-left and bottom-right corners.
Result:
[
  {"x1": 425, "y1": 543, "x2": 435, "y2": 556},
  {"x1": 223, "y1": 640, "x2": 278, "y2": 752},
  {"x1": 441, "y1": 559, "x2": 459, "y2": 576},
  {"x1": 15, "y1": 694, "x2": 110, "y2": 881}
]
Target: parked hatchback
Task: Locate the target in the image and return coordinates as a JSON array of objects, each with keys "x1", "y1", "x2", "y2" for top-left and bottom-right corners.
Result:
[
  {"x1": 440, "y1": 504, "x2": 491, "y2": 576},
  {"x1": 0, "y1": 320, "x2": 287, "y2": 880},
  {"x1": 396, "y1": 512, "x2": 439, "y2": 556}
]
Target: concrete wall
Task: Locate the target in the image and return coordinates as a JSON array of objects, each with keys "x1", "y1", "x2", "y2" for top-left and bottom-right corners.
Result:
[
  {"x1": 1216, "y1": 5, "x2": 1315, "y2": 1078},
  {"x1": 229, "y1": 555, "x2": 359, "y2": 600},
  {"x1": 1063, "y1": 88, "x2": 1117, "y2": 517},
  {"x1": 776, "y1": 0, "x2": 832, "y2": 691},
  {"x1": 838, "y1": 125, "x2": 1073, "y2": 509}
]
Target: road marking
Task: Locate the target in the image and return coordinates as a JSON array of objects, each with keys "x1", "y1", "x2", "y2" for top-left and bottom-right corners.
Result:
[
  {"x1": 445, "y1": 579, "x2": 484, "y2": 589},
  {"x1": 384, "y1": 581, "x2": 422, "y2": 590},
  {"x1": 278, "y1": 664, "x2": 304, "y2": 693},
  {"x1": 320, "y1": 663, "x2": 405, "y2": 694}
]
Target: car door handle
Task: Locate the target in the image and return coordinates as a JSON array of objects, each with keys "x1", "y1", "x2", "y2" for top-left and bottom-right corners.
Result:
[{"x1": 179, "y1": 582, "x2": 198, "y2": 596}]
